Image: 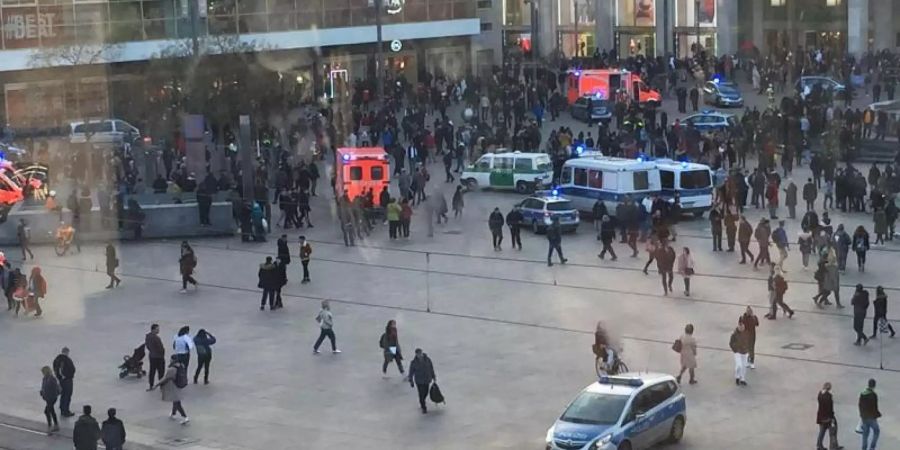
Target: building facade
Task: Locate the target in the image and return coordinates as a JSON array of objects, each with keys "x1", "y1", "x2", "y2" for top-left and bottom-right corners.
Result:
[{"x1": 0, "y1": 0, "x2": 479, "y2": 127}]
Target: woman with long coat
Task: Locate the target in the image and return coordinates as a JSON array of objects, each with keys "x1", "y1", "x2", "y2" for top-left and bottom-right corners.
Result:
[
  {"x1": 153, "y1": 355, "x2": 189, "y2": 424},
  {"x1": 676, "y1": 324, "x2": 697, "y2": 385}
]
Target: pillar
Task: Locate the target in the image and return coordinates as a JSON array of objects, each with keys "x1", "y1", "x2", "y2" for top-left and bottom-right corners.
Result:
[
  {"x1": 655, "y1": 0, "x2": 670, "y2": 56},
  {"x1": 537, "y1": 0, "x2": 559, "y2": 58},
  {"x1": 873, "y1": 0, "x2": 892, "y2": 51},
  {"x1": 847, "y1": 0, "x2": 869, "y2": 56},
  {"x1": 595, "y1": 0, "x2": 615, "y2": 52},
  {"x1": 716, "y1": 0, "x2": 738, "y2": 55},
  {"x1": 752, "y1": 0, "x2": 763, "y2": 53}
]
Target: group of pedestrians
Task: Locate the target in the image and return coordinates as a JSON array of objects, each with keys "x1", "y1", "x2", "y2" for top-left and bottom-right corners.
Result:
[{"x1": 256, "y1": 235, "x2": 313, "y2": 310}]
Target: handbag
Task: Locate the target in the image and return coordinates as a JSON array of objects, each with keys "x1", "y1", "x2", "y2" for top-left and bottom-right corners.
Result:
[
  {"x1": 429, "y1": 383, "x2": 445, "y2": 404},
  {"x1": 671, "y1": 338, "x2": 682, "y2": 353}
]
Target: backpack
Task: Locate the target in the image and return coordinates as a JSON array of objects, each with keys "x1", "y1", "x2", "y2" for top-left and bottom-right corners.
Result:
[{"x1": 174, "y1": 364, "x2": 188, "y2": 388}]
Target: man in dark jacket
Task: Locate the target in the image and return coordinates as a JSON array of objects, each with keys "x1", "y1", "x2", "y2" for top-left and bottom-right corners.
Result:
[
  {"x1": 859, "y1": 378, "x2": 881, "y2": 450},
  {"x1": 145, "y1": 324, "x2": 165, "y2": 390},
  {"x1": 72, "y1": 405, "x2": 100, "y2": 450},
  {"x1": 816, "y1": 382, "x2": 840, "y2": 450},
  {"x1": 546, "y1": 217, "x2": 567, "y2": 266},
  {"x1": 729, "y1": 320, "x2": 749, "y2": 386},
  {"x1": 52, "y1": 347, "x2": 76, "y2": 417},
  {"x1": 803, "y1": 178, "x2": 818, "y2": 212},
  {"x1": 724, "y1": 210, "x2": 738, "y2": 252},
  {"x1": 784, "y1": 179, "x2": 798, "y2": 219},
  {"x1": 407, "y1": 348, "x2": 436, "y2": 414},
  {"x1": 598, "y1": 215, "x2": 617, "y2": 261},
  {"x1": 852, "y1": 284, "x2": 870, "y2": 346},
  {"x1": 738, "y1": 215, "x2": 754, "y2": 263},
  {"x1": 276, "y1": 234, "x2": 291, "y2": 265},
  {"x1": 655, "y1": 241, "x2": 676, "y2": 295},
  {"x1": 833, "y1": 224, "x2": 851, "y2": 271},
  {"x1": 506, "y1": 206, "x2": 523, "y2": 250},
  {"x1": 488, "y1": 207, "x2": 504, "y2": 251},
  {"x1": 258, "y1": 257, "x2": 278, "y2": 311},
  {"x1": 709, "y1": 206, "x2": 723, "y2": 251},
  {"x1": 100, "y1": 408, "x2": 126, "y2": 450}
]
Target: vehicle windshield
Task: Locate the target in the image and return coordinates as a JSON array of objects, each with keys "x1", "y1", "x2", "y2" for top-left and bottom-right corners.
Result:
[
  {"x1": 680, "y1": 170, "x2": 711, "y2": 189},
  {"x1": 718, "y1": 84, "x2": 739, "y2": 95},
  {"x1": 546, "y1": 201, "x2": 573, "y2": 211},
  {"x1": 536, "y1": 156, "x2": 552, "y2": 172},
  {"x1": 560, "y1": 392, "x2": 629, "y2": 425},
  {"x1": 591, "y1": 99, "x2": 609, "y2": 109}
]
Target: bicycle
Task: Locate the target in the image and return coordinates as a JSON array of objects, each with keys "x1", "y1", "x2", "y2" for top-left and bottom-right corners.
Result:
[{"x1": 595, "y1": 356, "x2": 629, "y2": 377}]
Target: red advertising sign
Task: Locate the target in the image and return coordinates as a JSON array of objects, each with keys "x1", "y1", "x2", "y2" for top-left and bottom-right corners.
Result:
[{"x1": 2, "y1": 6, "x2": 62, "y2": 49}]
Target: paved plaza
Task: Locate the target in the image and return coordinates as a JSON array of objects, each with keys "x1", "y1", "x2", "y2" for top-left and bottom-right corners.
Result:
[{"x1": 2, "y1": 83, "x2": 900, "y2": 450}]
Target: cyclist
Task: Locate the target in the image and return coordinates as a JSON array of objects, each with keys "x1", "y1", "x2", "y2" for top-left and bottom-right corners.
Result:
[
  {"x1": 595, "y1": 342, "x2": 619, "y2": 375},
  {"x1": 55, "y1": 221, "x2": 76, "y2": 255}
]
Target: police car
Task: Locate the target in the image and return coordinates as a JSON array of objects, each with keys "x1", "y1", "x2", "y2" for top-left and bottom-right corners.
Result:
[
  {"x1": 545, "y1": 373, "x2": 686, "y2": 450},
  {"x1": 516, "y1": 193, "x2": 580, "y2": 233},
  {"x1": 679, "y1": 110, "x2": 736, "y2": 132}
]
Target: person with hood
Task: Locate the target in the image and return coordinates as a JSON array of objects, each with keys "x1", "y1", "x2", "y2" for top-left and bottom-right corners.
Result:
[
  {"x1": 871, "y1": 286, "x2": 895, "y2": 339},
  {"x1": 852, "y1": 284, "x2": 871, "y2": 346},
  {"x1": 72, "y1": 405, "x2": 101, "y2": 450},
  {"x1": 250, "y1": 202, "x2": 266, "y2": 242},
  {"x1": 859, "y1": 378, "x2": 881, "y2": 450},
  {"x1": 379, "y1": 320, "x2": 404, "y2": 375},
  {"x1": 451, "y1": 185, "x2": 464, "y2": 218},
  {"x1": 193, "y1": 329, "x2": 216, "y2": 384},
  {"x1": 100, "y1": 408, "x2": 126, "y2": 450},
  {"x1": 257, "y1": 257, "x2": 277, "y2": 311},
  {"x1": 488, "y1": 207, "x2": 504, "y2": 251},
  {"x1": 150, "y1": 355, "x2": 189, "y2": 425},
  {"x1": 105, "y1": 242, "x2": 121, "y2": 289},
  {"x1": 274, "y1": 257, "x2": 287, "y2": 308},
  {"x1": 729, "y1": 320, "x2": 749, "y2": 386},
  {"x1": 738, "y1": 215, "x2": 755, "y2": 264},
  {"x1": 39, "y1": 365, "x2": 60, "y2": 434},
  {"x1": 178, "y1": 242, "x2": 198, "y2": 293},
  {"x1": 655, "y1": 241, "x2": 676, "y2": 295},
  {"x1": 592, "y1": 200, "x2": 608, "y2": 232},
  {"x1": 506, "y1": 206, "x2": 524, "y2": 250},
  {"x1": 852, "y1": 226, "x2": 870, "y2": 272},
  {"x1": 598, "y1": 215, "x2": 617, "y2": 261},
  {"x1": 708, "y1": 206, "x2": 723, "y2": 251},
  {"x1": 833, "y1": 224, "x2": 851, "y2": 271},
  {"x1": 407, "y1": 348, "x2": 436, "y2": 414},
  {"x1": 28, "y1": 266, "x2": 47, "y2": 316}
]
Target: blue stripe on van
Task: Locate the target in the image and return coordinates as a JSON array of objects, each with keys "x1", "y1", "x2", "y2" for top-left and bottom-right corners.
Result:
[
  {"x1": 558, "y1": 186, "x2": 653, "y2": 203},
  {"x1": 660, "y1": 187, "x2": 713, "y2": 197}
]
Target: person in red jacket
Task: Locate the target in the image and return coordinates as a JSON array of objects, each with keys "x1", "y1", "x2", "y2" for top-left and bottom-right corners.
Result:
[{"x1": 766, "y1": 179, "x2": 779, "y2": 220}]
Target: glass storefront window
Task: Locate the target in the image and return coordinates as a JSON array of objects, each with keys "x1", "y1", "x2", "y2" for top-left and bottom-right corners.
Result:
[
  {"x1": 503, "y1": 0, "x2": 529, "y2": 27},
  {"x1": 616, "y1": 0, "x2": 654, "y2": 27},
  {"x1": 109, "y1": 20, "x2": 142, "y2": 40},
  {"x1": 237, "y1": 13, "x2": 266, "y2": 32},
  {"x1": 559, "y1": 0, "x2": 595, "y2": 27},
  {"x1": 236, "y1": 0, "x2": 264, "y2": 14},
  {"x1": 74, "y1": 3, "x2": 108, "y2": 23},
  {"x1": 675, "y1": 0, "x2": 715, "y2": 27},
  {"x1": 143, "y1": 0, "x2": 176, "y2": 19},
  {"x1": 109, "y1": 1, "x2": 139, "y2": 21},
  {"x1": 403, "y1": 0, "x2": 427, "y2": 22},
  {"x1": 207, "y1": 0, "x2": 234, "y2": 15}
]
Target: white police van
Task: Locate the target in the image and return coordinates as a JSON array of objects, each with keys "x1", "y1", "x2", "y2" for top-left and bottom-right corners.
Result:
[
  {"x1": 545, "y1": 373, "x2": 686, "y2": 450},
  {"x1": 462, "y1": 150, "x2": 553, "y2": 193},
  {"x1": 654, "y1": 159, "x2": 714, "y2": 217},
  {"x1": 554, "y1": 157, "x2": 661, "y2": 214}
]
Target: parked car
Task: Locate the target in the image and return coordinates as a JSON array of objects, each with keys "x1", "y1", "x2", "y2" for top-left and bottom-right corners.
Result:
[
  {"x1": 702, "y1": 81, "x2": 743, "y2": 107},
  {"x1": 69, "y1": 119, "x2": 141, "y2": 145},
  {"x1": 570, "y1": 95, "x2": 613, "y2": 123}
]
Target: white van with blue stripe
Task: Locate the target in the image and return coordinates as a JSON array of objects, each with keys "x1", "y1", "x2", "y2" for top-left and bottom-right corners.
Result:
[
  {"x1": 555, "y1": 157, "x2": 661, "y2": 215},
  {"x1": 654, "y1": 159, "x2": 714, "y2": 217}
]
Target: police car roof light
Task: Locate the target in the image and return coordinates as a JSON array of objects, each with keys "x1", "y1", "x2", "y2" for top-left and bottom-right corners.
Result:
[
  {"x1": 342, "y1": 153, "x2": 351, "y2": 161},
  {"x1": 551, "y1": 188, "x2": 560, "y2": 197},
  {"x1": 598, "y1": 375, "x2": 643, "y2": 387}
]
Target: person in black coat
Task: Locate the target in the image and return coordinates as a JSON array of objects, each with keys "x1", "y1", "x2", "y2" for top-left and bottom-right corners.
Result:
[
  {"x1": 488, "y1": 207, "x2": 504, "y2": 250},
  {"x1": 407, "y1": 348, "x2": 436, "y2": 414},
  {"x1": 72, "y1": 405, "x2": 100, "y2": 450},
  {"x1": 815, "y1": 382, "x2": 839, "y2": 450},
  {"x1": 105, "y1": 242, "x2": 121, "y2": 289},
  {"x1": 871, "y1": 286, "x2": 895, "y2": 339},
  {"x1": 276, "y1": 235, "x2": 291, "y2": 265},
  {"x1": 40, "y1": 366, "x2": 60, "y2": 433},
  {"x1": 676, "y1": 87, "x2": 687, "y2": 113},
  {"x1": 546, "y1": 217, "x2": 567, "y2": 266},
  {"x1": 257, "y1": 257, "x2": 278, "y2": 311},
  {"x1": 852, "y1": 284, "x2": 870, "y2": 346},
  {"x1": 100, "y1": 408, "x2": 126, "y2": 450},
  {"x1": 380, "y1": 320, "x2": 404, "y2": 375},
  {"x1": 655, "y1": 241, "x2": 676, "y2": 295},
  {"x1": 708, "y1": 206, "x2": 723, "y2": 251},
  {"x1": 598, "y1": 215, "x2": 617, "y2": 261},
  {"x1": 689, "y1": 86, "x2": 700, "y2": 112},
  {"x1": 53, "y1": 347, "x2": 76, "y2": 417},
  {"x1": 506, "y1": 207, "x2": 524, "y2": 250},
  {"x1": 273, "y1": 258, "x2": 287, "y2": 309}
]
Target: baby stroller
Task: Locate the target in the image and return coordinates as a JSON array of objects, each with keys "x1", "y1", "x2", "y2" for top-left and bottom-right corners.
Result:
[{"x1": 118, "y1": 344, "x2": 147, "y2": 379}]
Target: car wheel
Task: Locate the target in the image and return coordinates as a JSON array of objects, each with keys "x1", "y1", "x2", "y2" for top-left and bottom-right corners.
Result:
[
  {"x1": 465, "y1": 178, "x2": 478, "y2": 190},
  {"x1": 617, "y1": 440, "x2": 632, "y2": 450},
  {"x1": 515, "y1": 181, "x2": 529, "y2": 194},
  {"x1": 667, "y1": 416, "x2": 686, "y2": 443}
]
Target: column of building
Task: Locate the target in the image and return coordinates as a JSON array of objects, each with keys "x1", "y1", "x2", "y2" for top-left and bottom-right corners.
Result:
[
  {"x1": 847, "y1": 0, "x2": 868, "y2": 55},
  {"x1": 716, "y1": 0, "x2": 738, "y2": 55},
  {"x1": 595, "y1": 0, "x2": 615, "y2": 53}
]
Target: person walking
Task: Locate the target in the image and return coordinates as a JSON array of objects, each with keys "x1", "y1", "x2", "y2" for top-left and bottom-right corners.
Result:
[
  {"x1": 17, "y1": 218, "x2": 33, "y2": 260},
  {"x1": 859, "y1": 378, "x2": 881, "y2": 450},
  {"x1": 379, "y1": 320, "x2": 404, "y2": 376},
  {"x1": 784, "y1": 179, "x2": 798, "y2": 219},
  {"x1": 451, "y1": 185, "x2": 464, "y2": 218},
  {"x1": 675, "y1": 324, "x2": 697, "y2": 385},
  {"x1": 172, "y1": 326, "x2": 193, "y2": 371},
  {"x1": 852, "y1": 226, "x2": 870, "y2": 272},
  {"x1": 39, "y1": 366, "x2": 60, "y2": 434},
  {"x1": 798, "y1": 230, "x2": 814, "y2": 269},
  {"x1": 546, "y1": 217, "x2": 567, "y2": 266},
  {"x1": 729, "y1": 320, "x2": 749, "y2": 386},
  {"x1": 27, "y1": 266, "x2": 46, "y2": 317},
  {"x1": 313, "y1": 300, "x2": 340, "y2": 354},
  {"x1": 676, "y1": 247, "x2": 695, "y2": 296},
  {"x1": 298, "y1": 236, "x2": 312, "y2": 283},
  {"x1": 145, "y1": 324, "x2": 165, "y2": 391},
  {"x1": 642, "y1": 234, "x2": 658, "y2": 274},
  {"x1": 506, "y1": 206, "x2": 523, "y2": 250},
  {"x1": 767, "y1": 267, "x2": 795, "y2": 319},
  {"x1": 276, "y1": 234, "x2": 291, "y2": 266},
  {"x1": 598, "y1": 215, "x2": 617, "y2": 261},
  {"x1": 52, "y1": 347, "x2": 75, "y2": 418},
  {"x1": 740, "y1": 306, "x2": 759, "y2": 369},
  {"x1": 738, "y1": 215, "x2": 755, "y2": 264},
  {"x1": 709, "y1": 206, "x2": 723, "y2": 251},
  {"x1": 104, "y1": 242, "x2": 121, "y2": 289},
  {"x1": 150, "y1": 355, "x2": 189, "y2": 425},
  {"x1": 257, "y1": 256, "x2": 277, "y2": 311},
  {"x1": 803, "y1": 178, "x2": 818, "y2": 212},
  {"x1": 488, "y1": 207, "x2": 504, "y2": 251},
  {"x1": 870, "y1": 286, "x2": 895, "y2": 339},
  {"x1": 874, "y1": 207, "x2": 887, "y2": 245},
  {"x1": 753, "y1": 218, "x2": 771, "y2": 269},
  {"x1": 178, "y1": 242, "x2": 198, "y2": 293},
  {"x1": 100, "y1": 408, "x2": 126, "y2": 450},
  {"x1": 772, "y1": 220, "x2": 789, "y2": 271},
  {"x1": 655, "y1": 241, "x2": 676, "y2": 295},
  {"x1": 815, "y1": 382, "x2": 841, "y2": 450},
  {"x1": 407, "y1": 348, "x2": 436, "y2": 414},
  {"x1": 399, "y1": 199, "x2": 413, "y2": 238},
  {"x1": 386, "y1": 198, "x2": 401, "y2": 239},
  {"x1": 72, "y1": 405, "x2": 101, "y2": 450},
  {"x1": 852, "y1": 284, "x2": 870, "y2": 346},
  {"x1": 192, "y1": 329, "x2": 216, "y2": 384},
  {"x1": 724, "y1": 210, "x2": 738, "y2": 252}
]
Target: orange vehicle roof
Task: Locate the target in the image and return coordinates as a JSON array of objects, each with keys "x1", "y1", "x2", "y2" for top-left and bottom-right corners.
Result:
[{"x1": 337, "y1": 147, "x2": 386, "y2": 157}]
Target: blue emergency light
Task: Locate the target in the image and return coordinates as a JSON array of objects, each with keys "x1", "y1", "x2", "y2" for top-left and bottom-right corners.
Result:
[
  {"x1": 576, "y1": 145, "x2": 585, "y2": 155},
  {"x1": 342, "y1": 153, "x2": 351, "y2": 162},
  {"x1": 551, "y1": 188, "x2": 560, "y2": 197}
]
